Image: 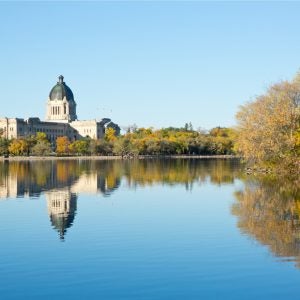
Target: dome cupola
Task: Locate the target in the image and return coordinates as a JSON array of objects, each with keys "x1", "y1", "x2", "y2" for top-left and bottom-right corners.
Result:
[
  {"x1": 46, "y1": 75, "x2": 77, "y2": 122},
  {"x1": 49, "y1": 75, "x2": 74, "y2": 101}
]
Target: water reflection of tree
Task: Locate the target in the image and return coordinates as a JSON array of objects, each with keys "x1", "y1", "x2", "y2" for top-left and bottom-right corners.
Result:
[
  {"x1": 122, "y1": 158, "x2": 240, "y2": 188},
  {"x1": 232, "y1": 175, "x2": 300, "y2": 266},
  {"x1": 0, "y1": 159, "x2": 242, "y2": 197},
  {"x1": 0, "y1": 158, "x2": 243, "y2": 240}
]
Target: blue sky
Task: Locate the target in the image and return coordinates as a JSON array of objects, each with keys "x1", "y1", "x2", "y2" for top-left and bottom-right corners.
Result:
[{"x1": 1, "y1": 1, "x2": 300, "y2": 130}]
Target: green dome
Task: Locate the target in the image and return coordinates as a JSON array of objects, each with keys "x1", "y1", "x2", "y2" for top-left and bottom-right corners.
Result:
[{"x1": 49, "y1": 75, "x2": 74, "y2": 101}]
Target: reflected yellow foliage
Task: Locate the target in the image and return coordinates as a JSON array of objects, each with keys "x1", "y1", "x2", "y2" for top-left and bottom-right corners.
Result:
[
  {"x1": 232, "y1": 175, "x2": 300, "y2": 267},
  {"x1": 0, "y1": 158, "x2": 242, "y2": 199},
  {"x1": 1, "y1": 158, "x2": 299, "y2": 268}
]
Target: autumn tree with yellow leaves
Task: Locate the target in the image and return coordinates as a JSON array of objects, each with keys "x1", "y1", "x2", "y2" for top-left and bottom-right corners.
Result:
[
  {"x1": 8, "y1": 139, "x2": 28, "y2": 156},
  {"x1": 105, "y1": 127, "x2": 117, "y2": 142},
  {"x1": 56, "y1": 136, "x2": 71, "y2": 155},
  {"x1": 236, "y1": 74, "x2": 300, "y2": 173}
]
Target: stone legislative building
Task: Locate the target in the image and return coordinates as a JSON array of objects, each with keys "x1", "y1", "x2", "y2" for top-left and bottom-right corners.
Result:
[{"x1": 0, "y1": 75, "x2": 120, "y2": 143}]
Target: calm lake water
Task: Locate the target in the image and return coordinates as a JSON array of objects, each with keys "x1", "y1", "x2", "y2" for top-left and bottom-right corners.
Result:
[{"x1": 0, "y1": 158, "x2": 299, "y2": 299}]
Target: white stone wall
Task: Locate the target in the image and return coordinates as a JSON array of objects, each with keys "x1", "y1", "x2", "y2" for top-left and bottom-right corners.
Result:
[
  {"x1": 0, "y1": 118, "x2": 18, "y2": 139},
  {"x1": 0, "y1": 118, "x2": 9, "y2": 139},
  {"x1": 46, "y1": 97, "x2": 77, "y2": 122},
  {"x1": 0, "y1": 116, "x2": 111, "y2": 142},
  {"x1": 70, "y1": 120, "x2": 99, "y2": 139}
]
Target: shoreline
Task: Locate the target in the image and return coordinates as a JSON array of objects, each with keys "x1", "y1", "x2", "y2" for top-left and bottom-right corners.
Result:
[{"x1": 0, "y1": 154, "x2": 238, "y2": 161}]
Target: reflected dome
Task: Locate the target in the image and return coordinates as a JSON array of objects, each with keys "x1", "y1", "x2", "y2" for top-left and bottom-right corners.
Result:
[{"x1": 46, "y1": 190, "x2": 77, "y2": 240}]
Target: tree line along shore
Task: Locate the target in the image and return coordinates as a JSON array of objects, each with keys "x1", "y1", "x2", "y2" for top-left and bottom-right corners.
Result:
[
  {"x1": 0, "y1": 127, "x2": 236, "y2": 158},
  {"x1": 0, "y1": 72, "x2": 299, "y2": 174}
]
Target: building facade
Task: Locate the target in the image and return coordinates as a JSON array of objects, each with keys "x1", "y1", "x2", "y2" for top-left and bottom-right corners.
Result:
[{"x1": 0, "y1": 75, "x2": 120, "y2": 143}]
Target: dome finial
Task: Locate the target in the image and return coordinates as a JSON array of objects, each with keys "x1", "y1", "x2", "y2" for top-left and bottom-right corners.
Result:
[{"x1": 58, "y1": 75, "x2": 64, "y2": 83}]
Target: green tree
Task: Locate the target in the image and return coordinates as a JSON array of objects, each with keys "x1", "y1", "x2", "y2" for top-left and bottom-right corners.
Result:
[
  {"x1": 69, "y1": 140, "x2": 90, "y2": 155},
  {"x1": 94, "y1": 140, "x2": 113, "y2": 155},
  {"x1": 25, "y1": 135, "x2": 37, "y2": 155},
  {"x1": 145, "y1": 138, "x2": 160, "y2": 155},
  {"x1": 113, "y1": 137, "x2": 138, "y2": 158},
  {"x1": 0, "y1": 128, "x2": 6, "y2": 138},
  {"x1": 0, "y1": 138, "x2": 10, "y2": 156},
  {"x1": 31, "y1": 140, "x2": 52, "y2": 156}
]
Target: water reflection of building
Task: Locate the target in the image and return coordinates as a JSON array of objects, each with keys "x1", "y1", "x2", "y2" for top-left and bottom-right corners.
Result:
[
  {"x1": 0, "y1": 159, "x2": 238, "y2": 239},
  {"x1": 46, "y1": 190, "x2": 77, "y2": 240},
  {"x1": 0, "y1": 161, "x2": 121, "y2": 198},
  {"x1": 70, "y1": 173, "x2": 121, "y2": 196},
  {"x1": 0, "y1": 173, "x2": 17, "y2": 198},
  {"x1": 0, "y1": 161, "x2": 121, "y2": 240}
]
